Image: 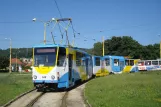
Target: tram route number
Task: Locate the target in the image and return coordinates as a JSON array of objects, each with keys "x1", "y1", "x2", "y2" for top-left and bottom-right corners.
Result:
[{"x1": 42, "y1": 76, "x2": 46, "y2": 78}]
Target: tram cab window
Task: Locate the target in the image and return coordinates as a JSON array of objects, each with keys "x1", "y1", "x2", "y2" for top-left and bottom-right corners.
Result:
[
  {"x1": 34, "y1": 47, "x2": 57, "y2": 66},
  {"x1": 95, "y1": 57, "x2": 100, "y2": 66},
  {"x1": 114, "y1": 59, "x2": 119, "y2": 66},
  {"x1": 57, "y1": 47, "x2": 66, "y2": 66}
]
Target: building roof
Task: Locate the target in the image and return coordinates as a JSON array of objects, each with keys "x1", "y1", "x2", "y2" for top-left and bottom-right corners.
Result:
[
  {"x1": 25, "y1": 62, "x2": 32, "y2": 67},
  {"x1": 11, "y1": 58, "x2": 23, "y2": 65}
]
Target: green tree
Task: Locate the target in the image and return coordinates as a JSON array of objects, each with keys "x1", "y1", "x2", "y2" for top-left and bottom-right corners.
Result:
[
  {"x1": 93, "y1": 42, "x2": 103, "y2": 56},
  {"x1": 93, "y1": 36, "x2": 159, "y2": 59},
  {"x1": 103, "y1": 36, "x2": 142, "y2": 58},
  {"x1": 120, "y1": 36, "x2": 143, "y2": 58},
  {"x1": 0, "y1": 57, "x2": 9, "y2": 70},
  {"x1": 104, "y1": 36, "x2": 122, "y2": 55},
  {"x1": 141, "y1": 44, "x2": 159, "y2": 60}
]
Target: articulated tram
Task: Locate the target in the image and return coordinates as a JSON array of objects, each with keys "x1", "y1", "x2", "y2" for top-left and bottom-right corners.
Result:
[
  {"x1": 33, "y1": 43, "x2": 159, "y2": 91},
  {"x1": 32, "y1": 44, "x2": 93, "y2": 90},
  {"x1": 31, "y1": 17, "x2": 145, "y2": 91}
]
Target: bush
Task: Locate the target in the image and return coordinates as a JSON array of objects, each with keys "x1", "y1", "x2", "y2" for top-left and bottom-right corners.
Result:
[{"x1": 0, "y1": 70, "x2": 9, "y2": 73}]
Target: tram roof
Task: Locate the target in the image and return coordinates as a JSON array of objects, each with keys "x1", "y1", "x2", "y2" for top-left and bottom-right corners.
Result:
[
  {"x1": 103, "y1": 55, "x2": 125, "y2": 59},
  {"x1": 92, "y1": 56, "x2": 102, "y2": 58},
  {"x1": 33, "y1": 43, "x2": 89, "y2": 54},
  {"x1": 33, "y1": 44, "x2": 68, "y2": 48}
]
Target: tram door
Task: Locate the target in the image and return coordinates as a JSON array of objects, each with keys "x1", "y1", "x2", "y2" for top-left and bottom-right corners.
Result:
[
  {"x1": 120, "y1": 61, "x2": 124, "y2": 71},
  {"x1": 68, "y1": 54, "x2": 73, "y2": 82},
  {"x1": 105, "y1": 58, "x2": 111, "y2": 72}
]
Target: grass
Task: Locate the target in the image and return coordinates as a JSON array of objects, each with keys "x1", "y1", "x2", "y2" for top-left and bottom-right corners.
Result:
[
  {"x1": 85, "y1": 71, "x2": 161, "y2": 107},
  {"x1": 0, "y1": 72, "x2": 34, "y2": 106}
]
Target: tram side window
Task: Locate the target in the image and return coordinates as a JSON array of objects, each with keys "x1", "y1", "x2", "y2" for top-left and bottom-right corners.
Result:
[
  {"x1": 81, "y1": 59, "x2": 86, "y2": 66},
  {"x1": 152, "y1": 61, "x2": 158, "y2": 65},
  {"x1": 95, "y1": 57, "x2": 100, "y2": 66},
  {"x1": 130, "y1": 60, "x2": 134, "y2": 66},
  {"x1": 76, "y1": 52, "x2": 83, "y2": 66},
  {"x1": 105, "y1": 58, "x2": 110, "y2": 66},
  {"x1": 138, "y1": 61, "x2": 144, "y2": 66},
  {"x1": 125, "y1": 60, "x2": 129, "y2": 65},
  {"x1": 159, "y1": 61, "x2": 161, "y2": 65},
  {"x1": 145, "y1": 61, "x2": 151, "y2": 65},
  {"x1": 89, "y1": 56, "x2": 92, "y2": 66},
  {"x1": 114, "y1": 59, "x2": 119, "y2": 66},
  {"x1": 57, "y1": 47, "x2": 66, "y2": 66}
]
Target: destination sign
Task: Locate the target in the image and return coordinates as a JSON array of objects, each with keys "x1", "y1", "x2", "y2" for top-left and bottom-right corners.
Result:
[{"x1": 36, "y1": 49, "x2": 55, "y2": 53}]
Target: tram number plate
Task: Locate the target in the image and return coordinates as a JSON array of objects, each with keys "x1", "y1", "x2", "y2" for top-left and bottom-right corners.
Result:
[{"x1": 42, "y1": 76, "x2": 46, "y2": 78}]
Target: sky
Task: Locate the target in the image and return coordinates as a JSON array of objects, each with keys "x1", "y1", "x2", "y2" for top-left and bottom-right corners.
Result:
[{"x1": 0, "y1": 0, "x2": 161, "y2": 49}]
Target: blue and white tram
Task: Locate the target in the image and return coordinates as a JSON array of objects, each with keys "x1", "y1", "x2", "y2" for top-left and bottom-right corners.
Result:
[{"x1": 32, "y1": 44, "x2": 93, "y2": 90}]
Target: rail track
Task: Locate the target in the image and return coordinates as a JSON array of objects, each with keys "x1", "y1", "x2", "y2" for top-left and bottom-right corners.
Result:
[
  {"x1": 3, "y1": 89, "x2": 44, "y2": 107},
  {"x1": 3, "y1": 83, "x2": 90, "y2": 107},
  {"x1": 61, "y1": 91, "x2": 68, "y2": 107},
  {"x1": 26, "y1": 92, "x2": 45, "y2": 107},
  {"x1": 3, "y1": 89, "x2": 36, "y2": 107}
]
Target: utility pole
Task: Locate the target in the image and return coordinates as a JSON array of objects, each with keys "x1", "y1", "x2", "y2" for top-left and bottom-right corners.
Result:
[
  {"x1": 102, "y1": 36, "x2": 104, "y2": 56},
  {"x1": 5, "y1": 38, "x2": 12, "y2": 73},
  {"x1": 160, "y1": 41, "x2": 161, "y2": 59},
  {"x1": 10, "y1": 39, "x2": 12, "y2": 73},
  {"x1": 32, "y1": 18, "x2": 55, "y2": 45},
  {"x1": 16, "y1": 53, "x2": 17, "y2": 71},
  {"x1": 44, "y1": 23, "x2": 47, "y2": 44}
]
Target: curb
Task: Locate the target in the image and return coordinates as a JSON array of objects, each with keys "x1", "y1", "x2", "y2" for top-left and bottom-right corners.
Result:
[{"x1": 3, "y1": 88, "x2": 36, "y2": 107}]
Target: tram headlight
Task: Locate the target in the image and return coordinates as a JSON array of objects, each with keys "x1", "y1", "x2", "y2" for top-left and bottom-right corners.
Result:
[
  {"x1": 33, "y1": 75, "x2": 37, "y2": 79},
  {"x1": 51, "y1": 75, "x2": 55, "y2": 79}
]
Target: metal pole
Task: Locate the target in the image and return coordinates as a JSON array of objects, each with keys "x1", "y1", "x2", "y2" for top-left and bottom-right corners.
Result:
[
  {"x1": 66, "y1": 30, "x2": 70, "y2": 46},
  {"x1": 102, "y1": 36, "x2": 104, "y2": 56},
  {"x1": 93, "y1": 48, "x2": 95, "y2": 55},
  {"x1": 9, "y1": 39, "x2": 12, "y2": 73},
  {"x1": 93, "y1": 39, "x2": 95, "y2": 55},
  {"x1": 44, "y1": 23, "x2": 46, "y2": 44},
  {"x1": 16, "y1": 53, "x2": 17, "y2": 71},
  {"x1": 160, "y1": 41, "x2": 161, "y2": 59}
]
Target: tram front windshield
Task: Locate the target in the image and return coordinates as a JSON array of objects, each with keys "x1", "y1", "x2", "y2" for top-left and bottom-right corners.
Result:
[{"x1": 34, "y1": 47, "x2": 57, "y2": 66}]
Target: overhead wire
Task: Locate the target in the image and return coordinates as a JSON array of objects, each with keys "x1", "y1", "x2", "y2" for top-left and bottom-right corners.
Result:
[
  {"x1": 0, "y1": 21, "x2": 32, "y2": 24},
  {"x1": 54, "y1": 0, "x2": 63, "y2": 18},
  {"x1": 53, "y1": 0, "x2": 78, "y2": 39}
]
